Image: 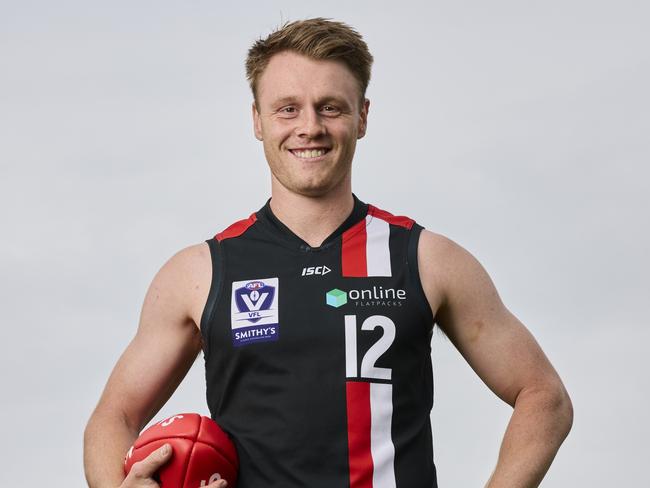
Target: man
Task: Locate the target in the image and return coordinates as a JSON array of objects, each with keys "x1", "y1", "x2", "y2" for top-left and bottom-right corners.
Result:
[{"x1": 84, "y1": 18, "x2": 572, "y2": 488}]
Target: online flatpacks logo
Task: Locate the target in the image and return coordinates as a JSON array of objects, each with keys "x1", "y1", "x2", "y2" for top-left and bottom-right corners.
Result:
[
  {"x1": 231, "y1": 277, "x2": 279, "y2": 347},
  {"x1": 326, "y1": 289, "x2": 348, "y2": 308},
  {"x1": 326, "y1": 286, "x2": 406, "y2": 308}
]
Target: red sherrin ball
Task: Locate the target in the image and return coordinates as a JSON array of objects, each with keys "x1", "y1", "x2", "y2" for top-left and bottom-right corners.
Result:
[{"x1": 124, "y1": 413, "x2": 238, "y2": 487}]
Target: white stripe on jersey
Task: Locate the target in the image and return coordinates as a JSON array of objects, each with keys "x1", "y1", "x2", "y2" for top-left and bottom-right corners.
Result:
[
  {"x1": 365, "y1": 215, "x2": 392, "y2": 277},
  {"x1": 345, "y1": 315, "x2": 358, "y2": 378},
  {"x1": 370, "y1": 383, "x2": 397, "y2": 488}
]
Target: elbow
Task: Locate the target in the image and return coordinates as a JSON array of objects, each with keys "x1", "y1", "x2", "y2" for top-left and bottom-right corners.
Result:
[
  {"x1": 559, "y1": 388, "x2": 574, "y2": 437},
  {"x1": 545, "y1": 383, "x2": 574, "y2": 439},
  {"x1": 519, "y1": 381, "x2": 574, "y2": 439}
]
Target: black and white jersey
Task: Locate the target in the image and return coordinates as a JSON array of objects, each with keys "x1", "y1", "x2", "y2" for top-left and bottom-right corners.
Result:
[{"x1": 200, "y1": 194, "x2": 437, "y2": 488}]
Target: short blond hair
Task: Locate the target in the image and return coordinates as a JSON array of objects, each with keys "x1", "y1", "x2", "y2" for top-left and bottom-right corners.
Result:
[{"x1": 246, "y1": 18, "x2": 374, "y2": 108}]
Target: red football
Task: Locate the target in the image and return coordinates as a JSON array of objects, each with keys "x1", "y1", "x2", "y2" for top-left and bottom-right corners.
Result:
[{"x1": 124, "y1": 413, "x2": 238, "y2": 487}]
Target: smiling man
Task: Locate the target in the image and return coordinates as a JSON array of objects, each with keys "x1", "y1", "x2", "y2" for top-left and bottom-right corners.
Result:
[
  {"x1": 252, "y1": 49, "x2": 368, "y2": 202},
  {"x1": 84, "y1": 18, "x2": 573, "y2": 488}
]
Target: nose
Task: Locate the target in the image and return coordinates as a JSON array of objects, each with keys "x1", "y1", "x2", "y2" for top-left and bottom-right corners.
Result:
[{"x1": 295, "y1": 107, "x2": 326, "y2": 139}]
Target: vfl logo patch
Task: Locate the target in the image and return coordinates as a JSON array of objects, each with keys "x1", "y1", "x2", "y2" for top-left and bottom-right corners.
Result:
[{"x1": 231, "y1": 277, "x2": 279, "y2": 347}]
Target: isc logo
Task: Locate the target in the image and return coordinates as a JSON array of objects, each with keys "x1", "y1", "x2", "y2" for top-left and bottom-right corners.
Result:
[{"x1": 301, "y1": 265, "x2": 331, "y2": 276}]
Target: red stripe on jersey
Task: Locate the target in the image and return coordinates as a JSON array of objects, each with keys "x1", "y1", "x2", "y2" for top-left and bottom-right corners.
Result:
[
  {"x1": 368, "y1": 204, "x2": 414, "y2": 230},
  {"x1": 342, "y1": 219, "x2": 368, "y2": 277},
  {"x1": 215, "y1": 213, "x2": 257, "y2": 241},
  {"x1": 346, "y1": 381, "x2": 374, "y2": 488}
]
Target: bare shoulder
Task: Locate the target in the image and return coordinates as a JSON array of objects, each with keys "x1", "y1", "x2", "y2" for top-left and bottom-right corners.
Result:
[
  {"x1": 161, "y1": 241, "x2": 211, "y2": 276},
  {"x1": 418, "y1": 228, "x2": 504, "y2": 328},
  {"x1": 145, "y1": 241, "x2": 212, "y2": 332},
  {"x1": 418, "y1": 229, "x2": 484, "y2": 279},
  {"x1": 417, "y1": 229, "x2": 487, "y2": 319}
]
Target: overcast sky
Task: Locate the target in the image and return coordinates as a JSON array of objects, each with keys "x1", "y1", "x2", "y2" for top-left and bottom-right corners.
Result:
[{"x1": 1, "y1": 1, "x2": 648, "y2": 486}]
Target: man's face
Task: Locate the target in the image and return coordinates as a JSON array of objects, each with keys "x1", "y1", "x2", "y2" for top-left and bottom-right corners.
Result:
[{"x1": 253, "y1": 51, "x2": 369, "y2": 197}]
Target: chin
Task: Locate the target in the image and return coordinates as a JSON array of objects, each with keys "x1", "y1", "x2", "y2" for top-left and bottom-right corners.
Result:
[
  {"x1": 273, "y1": 164, "x2": 350, "y2": 197},
  {"x1": 292, "y1": 183, "x2": 334, "y2": 198}
]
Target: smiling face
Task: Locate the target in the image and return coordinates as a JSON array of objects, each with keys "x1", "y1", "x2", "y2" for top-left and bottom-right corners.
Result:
[{"x1": 253, "y1": 51, "x2": 369, "y2": 198}]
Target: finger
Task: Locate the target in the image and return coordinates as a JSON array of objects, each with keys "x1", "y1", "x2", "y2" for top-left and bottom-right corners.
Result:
[
  {"x1": 129, "y1": 444, "x2": 172, "y2": 480},
  {"x1": 207, "y1": 480, "x2": 228, "y2": 488}
]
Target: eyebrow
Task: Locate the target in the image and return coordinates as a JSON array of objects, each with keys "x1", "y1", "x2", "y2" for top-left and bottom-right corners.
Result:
[
  {"x1": 271, "y1": 96, "x2": 351, "y2": 108},
  {"x1": 272, "y1": 96, "x2": 298, "y2": 107}
]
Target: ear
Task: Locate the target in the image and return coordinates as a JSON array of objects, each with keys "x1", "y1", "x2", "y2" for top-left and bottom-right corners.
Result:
[
  {"x1": 357, "y1": 98, "x2": 370, "y2": 139},
  {"x1": 252, "y1": 101, "x2": 263, "y2": 141}
]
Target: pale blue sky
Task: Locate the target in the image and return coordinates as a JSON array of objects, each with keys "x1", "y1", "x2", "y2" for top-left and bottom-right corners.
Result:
[{"x1": 1, "y1": 1, "x2": 648, "y2": 485}]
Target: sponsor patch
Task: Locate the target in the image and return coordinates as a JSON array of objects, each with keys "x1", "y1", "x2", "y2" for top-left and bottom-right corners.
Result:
[
  {"x1": 326, "y1": 285, "x2": 407, "y2": 308},
  {"x1": 231, "y1": 277, "x2": 279, "y2": 347}
]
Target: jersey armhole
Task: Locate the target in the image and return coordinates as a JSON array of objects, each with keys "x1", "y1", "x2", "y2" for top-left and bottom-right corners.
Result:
[
  {"x1": 199, "y1": 238, "x2": 224, "y2": 360},
  {"x1": 408, "y1": 223, "x2": 435, "y2": 328}
]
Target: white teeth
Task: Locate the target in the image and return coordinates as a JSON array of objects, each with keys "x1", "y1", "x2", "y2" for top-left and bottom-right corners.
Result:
[{"x1": 293, "y1": 149, "x2": 326, "y2": 158}]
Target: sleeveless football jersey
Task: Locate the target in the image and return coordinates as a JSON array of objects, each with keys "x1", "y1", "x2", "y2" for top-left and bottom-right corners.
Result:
[{"x1": 200, "y1": 195, "x2": 437, "y2": 488}]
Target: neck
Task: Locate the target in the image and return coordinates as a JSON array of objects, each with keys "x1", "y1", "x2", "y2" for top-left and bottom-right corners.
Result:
[{"x1": 269, "y1": 178, "x2": 354, "y2": 248}]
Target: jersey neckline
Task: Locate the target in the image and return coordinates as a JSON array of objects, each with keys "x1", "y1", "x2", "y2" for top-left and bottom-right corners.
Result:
[{"x1": 255, "y1": 194, "x2": 368, "y2": 252}]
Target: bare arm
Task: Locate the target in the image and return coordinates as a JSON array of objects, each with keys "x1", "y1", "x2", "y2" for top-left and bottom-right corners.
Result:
[
  {"x1": 83, "y1": 243, "x2": 212, "y2": 488},
  {"x1": 419, "y1": 231, "x2": 573, "y2": 488}
]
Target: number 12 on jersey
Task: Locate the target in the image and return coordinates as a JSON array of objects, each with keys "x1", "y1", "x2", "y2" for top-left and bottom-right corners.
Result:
[
  {"x1": 344, "y1": 314, "x2": 398, "y2": 488},
  {"x1": 345, "y1": 315, "x2": 396, "y2": 381}
]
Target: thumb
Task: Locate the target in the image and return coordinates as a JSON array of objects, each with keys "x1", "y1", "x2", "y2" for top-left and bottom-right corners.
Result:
[
  {"x1": 207, "y1": 480, "x2": 228, "y2": 488},
  {"x1": 130, "y1": 444, "x2": 172, "y2": 479}
]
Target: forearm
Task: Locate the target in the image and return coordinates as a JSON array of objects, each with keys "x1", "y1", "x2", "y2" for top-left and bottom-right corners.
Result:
[
  {"x1": 484, "y1": 386, "x2": 573, "y2": 488},
  {"x1": 84, "y1": 407, "x2": 139, "y2": 488}
]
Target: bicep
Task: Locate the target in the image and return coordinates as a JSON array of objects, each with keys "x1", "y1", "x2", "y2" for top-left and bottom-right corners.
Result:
[
  {"x1": 419, "y1": 231, "x2": 561, "y2": 407},
  {"x1": 95, "y1": 244, "x2": 209, "y2": 432}
]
